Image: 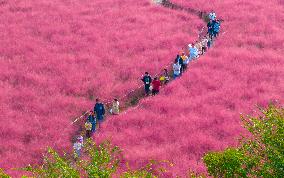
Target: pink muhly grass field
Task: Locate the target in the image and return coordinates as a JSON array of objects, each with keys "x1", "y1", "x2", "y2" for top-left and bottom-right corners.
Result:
[
  {"x1": 94, "y1": 0, "x2": 284, "y2": 177},
  {"x1": 0, "y1": 0, "x2": 203, "y2": 176}
]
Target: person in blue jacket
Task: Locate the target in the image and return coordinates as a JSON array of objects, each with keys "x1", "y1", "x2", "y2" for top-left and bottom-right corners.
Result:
[
  {"x1": 94, "y1": 98, "x2": 105, "y2": 126},
  {"x1": 213, "y1": 19, "x2": 221, "y2": 37},
  {"x1": 87, "y1": 111, "x2": 97, "y2": 133}
]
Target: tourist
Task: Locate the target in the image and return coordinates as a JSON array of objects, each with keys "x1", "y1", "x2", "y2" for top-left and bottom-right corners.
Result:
[
  {"x1": 207, "y1": 20, "x2": 214, "y2": 39},
  {"x1": 201, "y1": 36, "x2": 208, "y2": 54},
  {"x1": 161, "y1": 68, "x2": 170, "y2": 84},
  {"x1": 73, "y1": 137, "x2": 83, "y2": 158},
  {"x1": 85, "y1": 120, "x2": 92, "y2": 138},
  {"x1": 152, "y1": 77, "x2": 161, "y2": 95},
  {"x1": 181, "y1": 52, "x2": 189, "y2": 71},
  {"x1": 207, "y1": 37, "x2": 213, "y2": 49},
  {"x1": 188, "y1": 43, "x2": 199, "y2": 60},
  {"x1": 173, "y1": 61, "x2": 181, "y2": 79},
  {"x1": 194, "y1": 41, "x2": 203, "y2": 55},
  {"x1": 94, "y1": 98, "x2": 105, "y2": 126},
  {"x1": 213, "y1": 19, "x2": 221, "y2": 37},
  {"x1": 88, "y1": 111, "x2": 97, "y2": 132},
  {"x1": 141, "y1": 72, "x2": 152, "y2": 96},
  {"x1": 110, "y1": 98, "x2": 120, "y2": 115},
  {"x1": 175, "y1": 54, "x2": 183, "y2": 75}
]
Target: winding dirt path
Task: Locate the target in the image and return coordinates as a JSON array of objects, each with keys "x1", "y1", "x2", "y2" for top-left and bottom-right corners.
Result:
[{"x1": 69, "y1": 0, "x2": 223, "y2": 143}]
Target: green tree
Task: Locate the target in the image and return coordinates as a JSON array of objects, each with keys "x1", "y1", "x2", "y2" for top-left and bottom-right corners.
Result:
[
  {"x1": 0, "y1": 169, "x2": 10, "y2": 178},
  {"x1": 23, "y1": 148, "x2": 80, "y2": 178},
  {"x1": 121, "y1": 160, "x2": 172, "y2": 178},
  {"x1": 19, "y1": 138, "x2": 168, "y2": 177},
  {"x1": 203, "y1": 104, "x2": 284, "y2": 178},
  {"x1": 79, "y1": 139, "x2": 122, "y2": 178}
]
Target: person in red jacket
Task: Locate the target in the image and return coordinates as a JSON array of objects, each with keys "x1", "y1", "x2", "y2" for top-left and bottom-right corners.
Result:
[{"x1": 152, "y1": 77, "x2": 161, "y2": 96}]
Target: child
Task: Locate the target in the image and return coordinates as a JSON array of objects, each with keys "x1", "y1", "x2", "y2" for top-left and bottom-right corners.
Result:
[
  {"x1": 73, "y1": 137, "x2": 83, "y2": 158},
  {"x1": 85, "y1": 120, "x2": 92, "y2": 138},
  {"x1": 88, "y1": 111, "x2": 96, "y2": 132},
  {"x1": 160, "y1": 68, "x2": 170, "y2": 84}
]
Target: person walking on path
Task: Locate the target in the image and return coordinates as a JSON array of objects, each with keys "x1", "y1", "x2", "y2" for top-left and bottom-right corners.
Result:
[
  {"x1": 173, "y1": 61, "x2": 181, "y2": 79},
  {"x1": 73, "y1": 137, "x2": 83, "y2": 159},
  {"x1": 88, "y1": 111, "x2": 97, "y2": 133},
  {"x1": 207, "y1": 20, "x2": 214, "y2": 39},
  {"x1": 110, "y1": 98, "x2": 120, "y2": 115},
  {"x1": 181, "y1": 52, "x2": 189, "y2": 71},
  {"x1": 175, "y1": 54, "x2": 184, "y2": 75},
  {"x1": 85, "y1": 120, "x2": 92, "y2": 138},
  {"x1": 188, "y1": 43, "x2": 199, "y2": 60},
  {"x1": 213, "y1": 19, "x2": 221, "y2": 37},
  {"x1": 201, "y1": 35, "x2": 208, "y2": 54},
  {"x1": 152, "y1": 77, "x2": 161, "y2": 96},
  {"x1": 160, "y1": 68, "x2": 170, "y2": 84},
  {"x1": 141, "y1": 72, "x2": 152, "y2": 96},
  {"x1": 94, "y1": 99, "x2": 105, "y2": 128}
]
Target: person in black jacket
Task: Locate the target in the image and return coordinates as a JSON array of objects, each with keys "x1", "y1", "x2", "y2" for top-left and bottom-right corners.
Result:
[
  {"x1": 94, "y1": 98, "x2": 105, "y2": 127},
  {"x1": 141, "y1": 72, "x2": 152, "y2": 96},
  {"x1": 207, "y1": 20, "x2": 214, "y2": 39}
]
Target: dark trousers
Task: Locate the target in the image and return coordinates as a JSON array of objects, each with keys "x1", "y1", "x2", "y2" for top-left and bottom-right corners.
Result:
[
  {"x1": 202, "y1": 46, "x2": 206, "y2": 54},
  {"x1": 182, "y1": 64, "x2": 187, "y2": 71},
  {"x1": 152, "y1": 89, "x2": 159, "y2": 96},
  {"x1": 86, "y1": 130, "x2": 92, "y2": 138},
  {"x1": 144, "y1": 84, "x2": 151, "y2": 95}
]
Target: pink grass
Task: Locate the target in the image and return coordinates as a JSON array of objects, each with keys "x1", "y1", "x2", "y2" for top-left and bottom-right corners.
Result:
[{"x1": 1, "y1": 0, "x2": 284, "y2": 177}]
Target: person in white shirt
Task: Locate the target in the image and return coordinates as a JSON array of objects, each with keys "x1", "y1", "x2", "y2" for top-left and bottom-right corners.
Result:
[
  {"x1": 201, "y1": 36, "x2": 209, "y2": 54},
  {"x1": 110, "y1": 99, "x2": 120, "y2": 115},
  {"x1": 209, "y1": 11, "x2": 216, "y2": 21},
  {"x1": 73, "y1": 138, "x2": 83, "y2": 158},
  {"x1": 188, "y1": 43, "x2": 199, "y2": 60}
]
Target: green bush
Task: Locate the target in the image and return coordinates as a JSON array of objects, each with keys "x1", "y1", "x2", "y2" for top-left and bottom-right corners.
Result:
[{"x1": 203, "y1": 104, "x2": 284, "y2": 178}]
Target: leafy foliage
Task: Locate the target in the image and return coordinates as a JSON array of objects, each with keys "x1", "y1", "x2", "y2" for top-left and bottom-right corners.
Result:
[
  {"x1": 80, "y1": 139, "x2": 121, "y2": 178},
  {"x1": 121, "y1": 160, "x2": 172, "y2": 178},
  {"x1": 203, "y1": 104, "x2": 284, "y2": 177},
  {"x1": 0, "y1": 169, "x2": 10, "y2": 178},
  {"x1": 23, "y1": 148, "x2": 80, "y2": 178},
  {"x1": 11, "y1": 139, "x2": 168, "y2": 178}
]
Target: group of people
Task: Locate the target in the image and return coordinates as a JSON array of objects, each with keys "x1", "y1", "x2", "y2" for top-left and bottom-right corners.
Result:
[
  {"x1": 207, "y1": 11, "x2": 221, "y2": 38},
  {"x1": 141, "y1": 70, "x2": 170, "y2": 96},
  {"x1": 74, "y1": 98, "x2": 120, "y2": 157},
  {"x1": 141, "y1": 11, "x2": 221, "y2": 96},
  {"x1": 74, "y1": 11, "x2": 221, "y2": 158}
]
